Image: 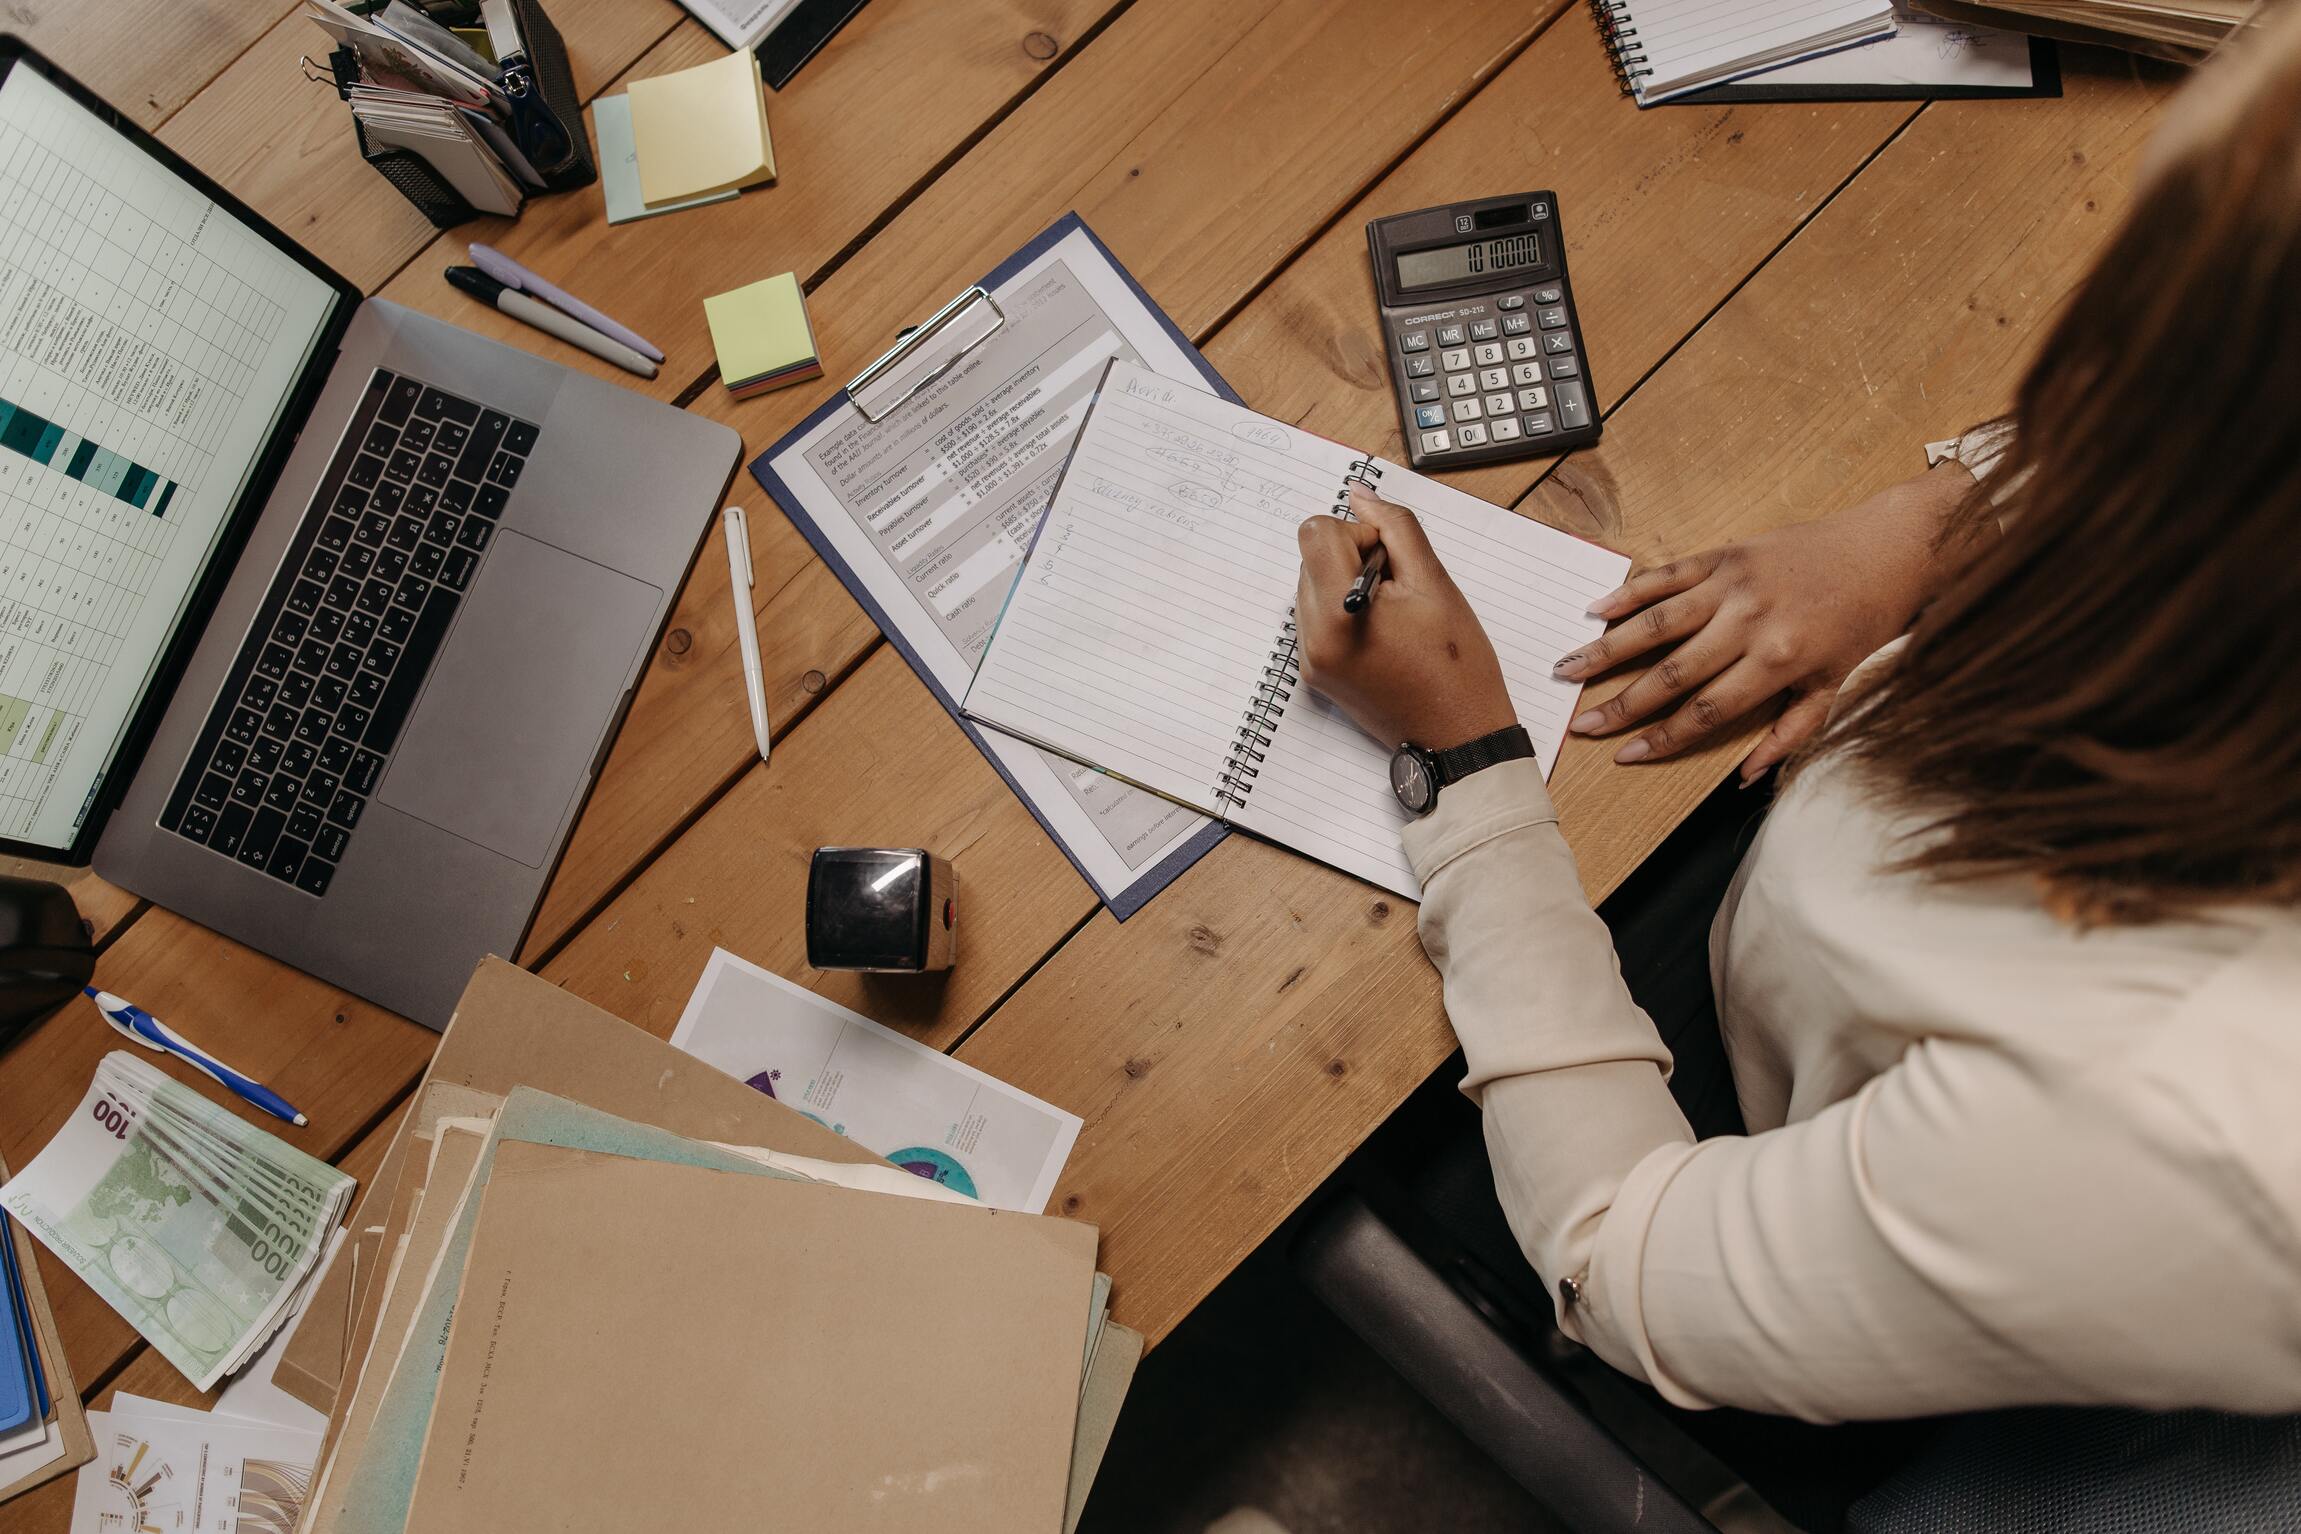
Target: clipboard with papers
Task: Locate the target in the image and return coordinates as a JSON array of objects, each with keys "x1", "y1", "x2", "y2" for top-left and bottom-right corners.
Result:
[{"x1": 750, "y1": 214, "x2": 1235, "y2": 919}]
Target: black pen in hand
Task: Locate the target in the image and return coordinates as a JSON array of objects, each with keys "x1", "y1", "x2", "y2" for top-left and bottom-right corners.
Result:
[{"x1": 1343, "y1": 544, "x2": 1388, "y2": 614}]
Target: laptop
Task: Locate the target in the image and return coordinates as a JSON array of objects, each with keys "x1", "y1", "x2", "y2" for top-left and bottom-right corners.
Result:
[{"x1": 0, "y1": 40, "x2": 741, "y2": 1027}]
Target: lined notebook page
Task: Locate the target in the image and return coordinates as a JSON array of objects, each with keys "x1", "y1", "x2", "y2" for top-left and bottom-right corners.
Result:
[
  {"x1": 1626, "y1": 0, "x2": 1896, "y2": 100},
  {"x1": 1232, "y1": 464, "x2": 1627, "y2": 898},
  {"x1": 964, "y1": 364, "x2": 1362, "y2": 815}
]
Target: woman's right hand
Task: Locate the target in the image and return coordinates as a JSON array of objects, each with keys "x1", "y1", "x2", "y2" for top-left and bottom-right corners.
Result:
[{"x1": 1553, "y1": 462, "x2": 1987, "y2": 781}]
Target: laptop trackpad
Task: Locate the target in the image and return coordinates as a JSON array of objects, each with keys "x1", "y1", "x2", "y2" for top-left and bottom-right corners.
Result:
[{"x1": 378, "y1": 532, "x2": 659, "y2": 868}]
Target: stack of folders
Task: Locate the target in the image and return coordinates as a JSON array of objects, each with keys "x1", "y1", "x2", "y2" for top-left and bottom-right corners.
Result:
[
  {"x1": 0, "y1": 1160, "x2": 93, "y2": 1504},
  {"x1": 286, "y1": 961, "x2": 1138, "y2": 1534},
  {"x1": 1916, "y1": 0, "x2": 2246, "y2": 56},
  {"x1": 305, "y1": 0, "x2": 545, "y2": 216}
]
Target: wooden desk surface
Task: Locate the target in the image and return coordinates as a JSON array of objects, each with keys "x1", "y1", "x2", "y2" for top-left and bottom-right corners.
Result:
[{"x1": 0, "y1": 3, "x2": 2174, "y2": 1521}]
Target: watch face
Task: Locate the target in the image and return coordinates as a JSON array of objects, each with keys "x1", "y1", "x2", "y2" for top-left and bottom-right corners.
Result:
[{"x1": 1390, "y1": 748, "x2": 1436, "y2": 815}]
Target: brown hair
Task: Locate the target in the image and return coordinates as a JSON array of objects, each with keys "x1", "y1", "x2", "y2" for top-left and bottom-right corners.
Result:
[{"x1": 1823, "y1": 5, "x2": 2301, "y2": 922}]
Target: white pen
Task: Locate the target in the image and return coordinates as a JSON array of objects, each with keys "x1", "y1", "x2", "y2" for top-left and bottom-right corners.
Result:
[
  {"x1": 723, "y1": 506, "x2": 772, "y2": 764},
  {"x1": 445, "y1": 266, "x2": 658, "y2": 379}
]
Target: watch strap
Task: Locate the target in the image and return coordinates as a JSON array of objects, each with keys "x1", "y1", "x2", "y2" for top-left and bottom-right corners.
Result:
[{"x1": 1430, "y1": 724, "x2": 1535, "y2": 788}]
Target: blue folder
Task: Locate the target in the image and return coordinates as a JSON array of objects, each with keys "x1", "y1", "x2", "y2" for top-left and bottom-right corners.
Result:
[{"x1": 0, "y1": 1209, "x2": 46, "y2": 1436}]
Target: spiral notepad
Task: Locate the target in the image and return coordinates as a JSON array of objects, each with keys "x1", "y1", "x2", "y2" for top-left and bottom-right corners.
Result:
[
  {"x1": 961, "y1": 360, "x2": 1628, "y2": 900},
  {"x1": 1592, "y1": 0, "x2": 1897, "y2": 105}
]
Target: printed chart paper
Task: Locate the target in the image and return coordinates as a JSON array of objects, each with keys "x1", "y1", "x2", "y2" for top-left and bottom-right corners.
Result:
[{"x1": 671, "y1": 947, "x2": 1081, "y2": 1213}]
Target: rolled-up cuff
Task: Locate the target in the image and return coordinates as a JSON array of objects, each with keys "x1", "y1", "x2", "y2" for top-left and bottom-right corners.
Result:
[{"x1": 1401, "y1": 757, "x2": 1557, "y2": 882}]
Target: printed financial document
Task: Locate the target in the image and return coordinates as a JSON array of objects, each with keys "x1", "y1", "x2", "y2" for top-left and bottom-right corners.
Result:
[
  {"x1": 671, "y1": 947, "x2": 1081, "y2": 1214},
  {"x1": 758, "y1": 218, "x2": 1226, "y2": 916}
]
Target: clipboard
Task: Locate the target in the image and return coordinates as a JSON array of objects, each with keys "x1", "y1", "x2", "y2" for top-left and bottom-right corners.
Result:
[{"x1": 749, "y1": 213, "x2": 1235, "y2": 920}]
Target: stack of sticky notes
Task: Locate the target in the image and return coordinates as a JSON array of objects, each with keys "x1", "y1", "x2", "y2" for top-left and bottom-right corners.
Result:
[
  {"x1": 704, "y1": 273, "x2": 822, "y2": 398},
  {"x1": 619, "y1": 48, "x2": 776, "y2": 217}
]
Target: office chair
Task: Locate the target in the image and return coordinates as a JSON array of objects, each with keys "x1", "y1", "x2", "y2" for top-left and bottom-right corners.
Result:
[{"x1": 1290, "y1": 780, "x2": 2301, "y2": 1533}]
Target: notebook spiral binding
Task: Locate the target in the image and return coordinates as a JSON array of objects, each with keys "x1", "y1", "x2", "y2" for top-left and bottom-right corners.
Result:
[
  {"x1": 1212, "y1": 459, "x2": 1384, "y2": 815},
  {"x1": 1588, "y1": 0, "x2": 1652, "y2": 95}
]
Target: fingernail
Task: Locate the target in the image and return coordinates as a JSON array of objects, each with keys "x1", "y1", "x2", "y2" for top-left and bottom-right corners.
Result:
[
  {"x1": 1553, "y1": 654, "x2": 1583, "y2": 678},
  {"x1": 1614, "y1": 739, "x2": 1652, "y2": 764},
  {"x1": 1569, "y1": 709, "x2": 1605, "y2": 734},
  {"x1": 1585, "y1": 596, "x2": 1617, "y2": 618}
]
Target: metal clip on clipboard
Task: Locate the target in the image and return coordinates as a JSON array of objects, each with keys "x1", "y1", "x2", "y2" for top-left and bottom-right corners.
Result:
[{"x1": 845, "y1": 286, "x2": 1006, "y2": 424}]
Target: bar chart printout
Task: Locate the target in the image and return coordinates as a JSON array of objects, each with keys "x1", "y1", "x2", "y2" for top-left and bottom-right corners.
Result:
[{"x1": 0, "y1": 59, "x2": 336, "y2": 849}]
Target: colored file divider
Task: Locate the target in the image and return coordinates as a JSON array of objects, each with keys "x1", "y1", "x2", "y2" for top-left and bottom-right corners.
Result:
[{"x1": 0, "y1": 397, "x2": 176, "y2": 516}]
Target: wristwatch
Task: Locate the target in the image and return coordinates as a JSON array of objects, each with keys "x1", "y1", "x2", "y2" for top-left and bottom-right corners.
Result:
[{"x1": 1389, "y1": 725, "x2": 1535, "y2": 816}]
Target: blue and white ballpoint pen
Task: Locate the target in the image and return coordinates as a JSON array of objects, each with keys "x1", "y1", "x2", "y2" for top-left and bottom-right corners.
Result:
[{"x1": 84, "y1": 987, "x2": 308, "y2": 1127}]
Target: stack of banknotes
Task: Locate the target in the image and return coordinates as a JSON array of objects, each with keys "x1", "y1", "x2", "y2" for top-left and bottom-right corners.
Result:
[{"x1": 0, "y1": 1052, "x2": 352, "y2": 1390}]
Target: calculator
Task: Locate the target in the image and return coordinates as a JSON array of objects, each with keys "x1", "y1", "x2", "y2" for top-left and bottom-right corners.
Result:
[{"x1": 1366, "y1": 193, "x2": 1599, "y2": 471}]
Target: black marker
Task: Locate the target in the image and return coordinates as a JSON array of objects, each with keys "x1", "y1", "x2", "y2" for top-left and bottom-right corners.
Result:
[{"x1": 1343, "y1": 545, "x2": 1388, "y2": 615}]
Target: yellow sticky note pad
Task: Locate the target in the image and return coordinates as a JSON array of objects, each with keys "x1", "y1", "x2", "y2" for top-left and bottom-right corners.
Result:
[
  {"x1": 627, "y1": 48, "x2": 776, "y2": 207},
  {"x1": 704, "y1": 273, "x2": 821, "y2": 396}
]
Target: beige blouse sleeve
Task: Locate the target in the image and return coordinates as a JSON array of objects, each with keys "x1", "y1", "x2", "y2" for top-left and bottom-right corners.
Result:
[{"x1": 1403, "y1": 758, "x2": 2298, "y2": 1423}]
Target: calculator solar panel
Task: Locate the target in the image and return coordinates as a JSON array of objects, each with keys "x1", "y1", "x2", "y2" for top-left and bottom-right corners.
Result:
[{"x1": 1367, "y1": 194, "x2": 1600, "y2": 471}]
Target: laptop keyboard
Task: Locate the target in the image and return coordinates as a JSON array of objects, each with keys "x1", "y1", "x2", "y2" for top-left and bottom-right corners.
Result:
[{"x1": 159, "y1": 368, "x2": 538, "y2": 896}]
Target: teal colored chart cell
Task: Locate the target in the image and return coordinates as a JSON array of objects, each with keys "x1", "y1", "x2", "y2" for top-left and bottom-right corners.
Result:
[{"x1": 0, "y1": 394, "x2": 176, "y2": 516}]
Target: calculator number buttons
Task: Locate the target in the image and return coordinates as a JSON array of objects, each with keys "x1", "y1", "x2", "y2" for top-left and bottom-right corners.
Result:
[
  {"x1": 1422, "y1": 429, "x2": 1452, "y2": 453},
  {"x1": 1451, "y1": 398, "x2": 1484, "y2": 423},
  {"x1": 1479, "y1": 367, "x2": 1509, "y2": 391},
  {"x1": 1507, "y1": 337, "x2": 1537, "y2": 361},
  {"x1": 1447, "y1": 374, "x2": 1478, "y2": 398},
  {"x1": 1483, "y1": 393, "x2": 1513, "y2": 418},
  {"x1": 1517, "y1": 386, "x2": 1549, "y2": 412},
  {"x1": 1456, "y1": 422, "x2": 1488, "y2": 446},
  {"x1": 1400, "y1": 330, "x2": 1431, "y2": 353},
  {"x1": 1440, "y1": 348, "x2": 1471, "y2": 372},
  {"x1": 1473, "y1": 342, "x2": 1504, "y2": 367},
  {"x1": 1512, "y1": 362, "x2": 1543, "y2": 385},
  {"x1": 1489, "y1": 417, "x2": 1522, "y2": 443}
]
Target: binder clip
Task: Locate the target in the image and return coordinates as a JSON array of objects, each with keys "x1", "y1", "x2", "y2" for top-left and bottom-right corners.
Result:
[{"x1": 845, "y1": 285, "x2": 1005, "y2": 423}]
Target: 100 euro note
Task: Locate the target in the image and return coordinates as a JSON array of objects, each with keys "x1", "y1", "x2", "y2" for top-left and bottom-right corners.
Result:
[{"x1": 0, "y1": 1053, "x2": 353, "y2": 1391}]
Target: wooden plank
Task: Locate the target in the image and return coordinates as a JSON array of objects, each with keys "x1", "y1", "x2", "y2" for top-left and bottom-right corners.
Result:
[
  {"x1": 522, "y1": 0, "x2": 1561, "y2": 955},
  {"x1": 10, "y1": 0, "x2": 299, "y2": 130},
  {"x1": 544, "y1": 645, "x2": 1087, "y2": 1045},
  {"x1": 155, "y1": 0, "x2": 682, "y2": 294},
  {"x1": 366, "y1": 3, "x2": 1124, "y2": 400},
  {"x1": 960, "y1": 59, "x2": 2175, "y2": 1347},
  {"x1": 0, "y1": 1102, "x2": 406, "y2": 1534}
]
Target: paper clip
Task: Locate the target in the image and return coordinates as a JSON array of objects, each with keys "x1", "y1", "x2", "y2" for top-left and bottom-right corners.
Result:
[{"x1": 845, "y1": 286, "x2": 1005, "y2": 424}]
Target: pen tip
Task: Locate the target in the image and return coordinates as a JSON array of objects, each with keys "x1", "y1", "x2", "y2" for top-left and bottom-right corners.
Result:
[{"x1": 293, "y1": 1114, "x2": 309, "y2": 1127}]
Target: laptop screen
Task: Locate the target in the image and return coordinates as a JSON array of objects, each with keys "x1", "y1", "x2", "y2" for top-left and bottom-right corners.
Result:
[{"x1": 0, "y1": 61, "x2": 339, "y2": 850}]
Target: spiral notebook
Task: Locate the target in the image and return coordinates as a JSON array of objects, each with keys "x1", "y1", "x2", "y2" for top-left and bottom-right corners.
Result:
[
  {"x1": 1593, "y1": 0, "x2": 1898, "y2": 105},
  {"x1": 961, "y1": 360, "x2": 1629, "y2": 900}
]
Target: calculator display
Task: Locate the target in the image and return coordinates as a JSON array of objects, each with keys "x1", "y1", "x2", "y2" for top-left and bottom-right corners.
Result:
[{"x1": 1395, "y1": 233, "x2": 1545, "y2": 291}]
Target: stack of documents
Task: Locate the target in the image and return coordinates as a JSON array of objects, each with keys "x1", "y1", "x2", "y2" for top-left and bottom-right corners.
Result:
[
  {"x1": 1916, "y1": 0, "x2": 2245, "y2": 56},
  {"x1": 282, "y1": 959, "x2": 1138, "y2": 1534},
  {"x1": 306, "y1": 0, "x2": 545, "y2": 216},
  {"x1": 0, "y1": 1053, "x2": 354, "y2": 1392},
  {"x1": 0, "y1": 1159, "x2": 93, "y2": 1503},
  {"x1": 704, "y1": 272, "x2": 823, "y2": 397}
]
